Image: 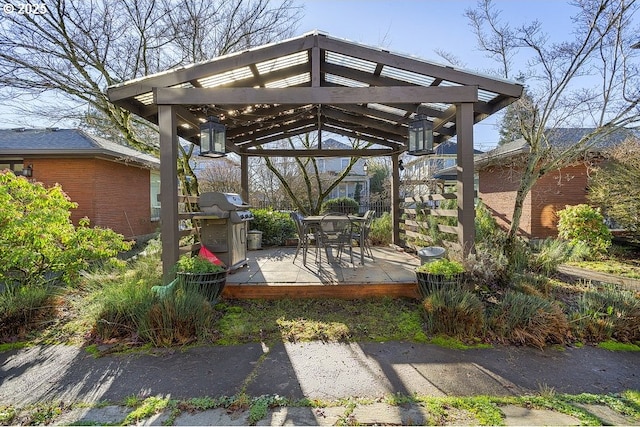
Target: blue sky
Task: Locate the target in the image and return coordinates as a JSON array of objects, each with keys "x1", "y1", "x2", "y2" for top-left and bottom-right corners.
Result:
[
  {"x1": 0, "y1": 1, "x2": 580, "y2": 150},
  {"x1": 293, "y1": 0, "x2": 578, "y2": 149}
]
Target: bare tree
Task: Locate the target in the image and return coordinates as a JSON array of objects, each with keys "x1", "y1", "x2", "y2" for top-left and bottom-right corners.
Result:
[
  {"x1": 198, "y1": 158, "x2": 242, "y2": 194},
  {"x1": 466, "y1": 0, "x2": 640, "y2": 255},
  {"x1": 0, "y1": 0, "x2": 301, "y2": 193},
  {"x1": 255, "y1": 133, "x2": 371, "y2": 215}
]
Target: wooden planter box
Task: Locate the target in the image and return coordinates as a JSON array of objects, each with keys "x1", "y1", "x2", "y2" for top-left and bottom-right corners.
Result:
[
  {"x1": 177, "y1": 270, "x2": 227, "y2": 303},
  {"x1": 415, "y1": 271, "x2": 463, "y2": 299}
]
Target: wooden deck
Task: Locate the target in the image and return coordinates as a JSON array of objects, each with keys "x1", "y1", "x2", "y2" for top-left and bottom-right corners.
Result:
[{"x1": 222, "y1": 246, "x2": 421, "y2": 300}]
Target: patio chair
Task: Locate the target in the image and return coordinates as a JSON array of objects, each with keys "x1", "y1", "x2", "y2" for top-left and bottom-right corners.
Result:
[
  {"x1": 351, "y1": 210, "x2": 375, "y2": 260},
  {"x1": 290, "y1": 211, "x2": 317, "y2": 264},
  {"x1": 318, "y1": 212, "x2": 353, "y2": 264}
]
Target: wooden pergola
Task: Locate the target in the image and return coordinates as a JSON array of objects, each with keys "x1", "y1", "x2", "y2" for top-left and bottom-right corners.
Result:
[{"x1": 107, "y1": 31, "x2": 523, "y2": 278}]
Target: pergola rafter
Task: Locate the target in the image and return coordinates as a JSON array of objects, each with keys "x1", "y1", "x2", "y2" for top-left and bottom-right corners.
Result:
[{"x1": 107, "y1": 31, "x2": 522, "y2": 278}]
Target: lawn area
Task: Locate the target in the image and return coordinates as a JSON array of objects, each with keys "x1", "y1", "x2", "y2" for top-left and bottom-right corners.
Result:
[{"x1": 567, "y1": 259, "x2": 640, "y2": 280}]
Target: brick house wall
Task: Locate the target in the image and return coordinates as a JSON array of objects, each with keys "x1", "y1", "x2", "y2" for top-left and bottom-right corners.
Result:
[
  {"x1": 478, "y1": 162, "x2": 590, "y2": 239},
  {"x1": 27, "y1": 157, "x2": 157, "y2": 238},
  {"x1": 478, "y1": 165, "x2": 533, "y2": 237},
  {"x1": 530, "y1": 163, "x2": 589, "y2": 238}
]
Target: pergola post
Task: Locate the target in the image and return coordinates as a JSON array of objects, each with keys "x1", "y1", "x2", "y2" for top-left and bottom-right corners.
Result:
[
  {"x1": 456, "y1": 102, "x2": 476, "y2": 258},
  {"x1": 240, "y1": 154, "x2": 249, "y2": 202},
  {"x1": 158, "y1": 105, "x2": 180, "y2": 280},
  {"x1": 391, "y1": 154, "x2": 401, "y2": 245}
]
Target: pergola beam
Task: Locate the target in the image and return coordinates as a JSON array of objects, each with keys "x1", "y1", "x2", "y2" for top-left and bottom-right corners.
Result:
[
  {"x1": 153, "y1": 86, "x2": 478, "y2": 105},
  {"x1": 241, "y1": 148, "x2": 396, "y2": 157},
  {"x1": 320, "y1": 124, "x2": 404, "y2": 147}
]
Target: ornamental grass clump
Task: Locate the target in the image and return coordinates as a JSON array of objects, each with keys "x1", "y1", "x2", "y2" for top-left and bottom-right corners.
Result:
[
  {"x1": 89, "y1": 249, "x2": 217, "y2": 346},
  {"x1": 422, "y1": 288, "x2": 485, "y2": 338},
  {"x1": 571, "y1": 286, "x2": 640, "y2": 343},
  {"x1": 530, "y1": 238, "x2": 589, "y2": 275},
  {"x1": 488, "y1": 291, "x2": 569, "y2": 348},
  {"x1": 137, "y1": 286, "x2": 215, "y2": 347},
  {"x1": 0, "y1": 283, "x2": 58, "y2": 341}
]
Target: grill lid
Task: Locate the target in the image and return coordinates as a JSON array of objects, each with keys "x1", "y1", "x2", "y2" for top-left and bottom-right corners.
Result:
[{"x1": 199, "y1": 192, "x2": 250, "y2": 211}]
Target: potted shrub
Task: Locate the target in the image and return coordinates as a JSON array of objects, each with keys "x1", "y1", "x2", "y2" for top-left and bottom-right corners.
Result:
[
  {"x1": 415, "y1": 258, "x2": 464, "y2": 298},
  {"x1": 175, "y1": 254, "x2": 227, "y2": 303}
]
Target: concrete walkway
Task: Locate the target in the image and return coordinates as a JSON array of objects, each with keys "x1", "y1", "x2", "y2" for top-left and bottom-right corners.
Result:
[{"x1": 1, "y1": 342, "x2": 638, "y2": 425}]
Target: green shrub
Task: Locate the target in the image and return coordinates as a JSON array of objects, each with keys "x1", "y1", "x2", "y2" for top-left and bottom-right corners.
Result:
[
  {"x1": 475, "y1": 201, "x2": 502, "y2": 244},
  {"x1": 572, "y1": 286, "x2": 640, "y2": 343},
  {"x1": 0, "y1": 171, "x2": 131, "y2": 286},
  {"x1": 369, "y1": 212, "x2": 392, "y2": 245},
  {"x1": 320, "y1": 197, "x2": 359, "y2": 214},
  {"x1": 557, "y1": 204, "x2": 612, "y2": 258},
  {"x1": 488, "y1": 291, "x2": 569, "y2": 348},
  {"x1": 422, "y1": 288, "x2": 485, "y2": 338},
  {"x1": 249, "y1": 209, "x2": 296, "y2": 246}
]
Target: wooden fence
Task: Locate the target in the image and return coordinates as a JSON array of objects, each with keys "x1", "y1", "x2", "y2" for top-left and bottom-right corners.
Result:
[{"x1": 400, "y1": 180, "x2": 462, "y2": 254}]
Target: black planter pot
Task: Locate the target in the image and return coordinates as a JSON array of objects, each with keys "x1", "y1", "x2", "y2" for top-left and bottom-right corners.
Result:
[
  {"x1": 416, "y1": 271, "x2": 463, "y2": 299},
  {"x1": 177, "y1": 270, "x2": 227, "y2": 303}
]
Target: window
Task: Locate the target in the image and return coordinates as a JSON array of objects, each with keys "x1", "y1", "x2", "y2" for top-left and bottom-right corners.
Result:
[
  {"x1": 0, "y1": 159, "x2": 25, "y2": 175},
  {"x1": 150, "y1": 171, "x2": 161, "y2": 220},
  {"x1": 341, "y1": 158, "x2": 349, "y2": 170}
]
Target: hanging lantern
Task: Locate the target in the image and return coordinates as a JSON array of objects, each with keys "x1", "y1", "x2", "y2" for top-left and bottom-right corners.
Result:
[
  {"x1": 408, "y1": 114, "x2": 434, "y2": 155},
  {"x1": 199, "y1": 116, "x2": 226, "y2": 157}
]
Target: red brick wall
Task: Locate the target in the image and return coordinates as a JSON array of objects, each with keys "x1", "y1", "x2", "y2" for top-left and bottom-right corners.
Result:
[
  {"x1": 27, "y1": 158, "x2": 157, "y2": 237},
  {"x1": 531, "y1": 163, "x2": 589, "y2": 238},
  {"x1": 478, "y1": 165, "x2": 533, "y2": 237},
  {"x1": 479, "y1": 163, "x2": 590, "y2": 239}
]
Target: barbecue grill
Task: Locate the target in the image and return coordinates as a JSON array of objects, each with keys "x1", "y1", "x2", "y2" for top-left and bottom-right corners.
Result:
[{"x1": 194, "y1": 192, "x2": 253, "y2": 271}]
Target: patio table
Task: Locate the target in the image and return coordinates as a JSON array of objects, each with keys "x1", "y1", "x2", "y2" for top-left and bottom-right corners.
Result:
[{"x1": 303, "y1": 214, "x2": 366, "y2": 264}]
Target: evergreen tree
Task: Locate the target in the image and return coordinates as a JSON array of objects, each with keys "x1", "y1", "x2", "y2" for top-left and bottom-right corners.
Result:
[{"x1": 498, "y1": 78, "x2": 538, "y2": 146}]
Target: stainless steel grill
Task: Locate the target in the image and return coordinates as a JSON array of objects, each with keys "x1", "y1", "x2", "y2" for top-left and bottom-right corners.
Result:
[{"x1": 195, "y1": 192, "x2": 253, "y2": 271}]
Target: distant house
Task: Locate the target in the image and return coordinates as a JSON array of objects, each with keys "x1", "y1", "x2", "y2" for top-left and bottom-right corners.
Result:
[
  {"x1": 313, "y1": 138, "x2": 370, "y2": 205},
  {"x1": 404, "y1": 140, "x2": 483, "y2": 197},
  {"x1": 0, "y1": 128, "x2": 160, "y2": 238},
  {"x1": 476, "y1": 128, "x2": 636, "y2": 238}
]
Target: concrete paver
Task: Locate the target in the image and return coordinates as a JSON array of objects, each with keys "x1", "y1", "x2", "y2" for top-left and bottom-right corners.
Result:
[
  {"x1": 575, "y1": 403, "x2": 639, "y2": 426},
  {"x1": 500, "y1": 405, "x2": 581, "y2": 426},
  {"x1": 53, "y1": 405, "x2": 130, "y2": 426},
  {"x1": 256, "y1": 407, "x2": 340, "y2": 426},
  {"x1": 172, "y1": 409, "x2": 249, "y2": 426}
]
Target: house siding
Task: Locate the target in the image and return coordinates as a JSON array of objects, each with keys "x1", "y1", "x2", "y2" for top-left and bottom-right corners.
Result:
[{"x1": 27, "y1": 158, "x2": 156, "y2": 237}]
